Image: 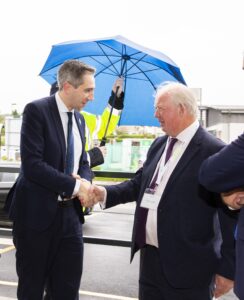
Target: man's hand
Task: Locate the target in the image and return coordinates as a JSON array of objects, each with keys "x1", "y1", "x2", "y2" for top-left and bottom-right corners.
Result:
[
  {"x1": 72, "y1": 174, "x2": 94, "y2": 207},
  {"x1": 77, "y1": 180, "x2": 94, "y2": 207},
  {"x1": 112, "y1": 77, "x2": 124, "y2": 97},
  {"x1": 72, "y1": 173, "x2": 106, "y2": 207},
  {"x1": 213, "y1": 274, "x2": 233, "y2": 298},
  {"x1": 221, "y1": 188, "x2": 244, "y2": 210},
  {"x1": 90, "y1": 184, "x2": 106, "y2": 203}
]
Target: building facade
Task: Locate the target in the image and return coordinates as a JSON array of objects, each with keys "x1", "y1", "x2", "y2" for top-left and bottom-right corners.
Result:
[{"x1": 200, "y1": 105, "x2": 244, "y2": 143}]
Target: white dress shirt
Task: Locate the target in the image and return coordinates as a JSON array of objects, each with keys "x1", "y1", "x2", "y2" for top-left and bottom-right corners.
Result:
[
  {"x1": 146, "y1": 120, "x2": 200, "y2": 247},
  {"x1": 55, "y1": 93, "x2": 83, "y2": 197}
]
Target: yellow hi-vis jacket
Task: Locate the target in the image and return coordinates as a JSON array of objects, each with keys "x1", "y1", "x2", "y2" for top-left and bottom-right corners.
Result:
[{"x1": 81, "y1": 104, "x2": 121, "y2": 150}]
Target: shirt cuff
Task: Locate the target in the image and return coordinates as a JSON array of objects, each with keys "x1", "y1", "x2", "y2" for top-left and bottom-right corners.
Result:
[
  {"x1": 99, "y1": 188, "x2": 107, "y2": 209},
  {"x1": 73, "y1": 179, "x2": 81, "y2": 197},
  {"x1": 228, "y1": 206, "x2": 239, "y2": 211},
  {"x1": 87, "y1": 152, "x2": 91, "y2": 166}
]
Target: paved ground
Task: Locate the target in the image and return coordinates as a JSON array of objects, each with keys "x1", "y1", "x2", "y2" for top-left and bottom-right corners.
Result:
[{"x1": 0, "y1": 202, "x2": 239, "y2": 300}]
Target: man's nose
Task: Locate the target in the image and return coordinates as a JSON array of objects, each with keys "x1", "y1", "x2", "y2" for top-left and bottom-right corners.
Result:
[{"x1": 88, "y1": 91, "x2": 94, "y2": 101}]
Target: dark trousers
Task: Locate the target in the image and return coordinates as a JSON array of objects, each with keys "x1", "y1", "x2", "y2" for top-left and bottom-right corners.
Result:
[
  {"x1": 139, "y1": 245, "x2": 214, "y2": 300},
  {"x1": 13, "y1": 201, "x2": 83, "y2": 300}
]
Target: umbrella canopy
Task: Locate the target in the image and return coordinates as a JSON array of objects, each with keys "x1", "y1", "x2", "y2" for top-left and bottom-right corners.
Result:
[{"x1": 40, "y1": 35, "x2": 186, "y2": 126}]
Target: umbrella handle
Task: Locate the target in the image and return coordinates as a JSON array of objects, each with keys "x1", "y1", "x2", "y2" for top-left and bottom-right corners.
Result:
[
  {"x1": 100, "y1": 137, "x2": 107, "y2": 146},
  {"x1": 100, "y1": 85, "x2": 120, "y2": 145}
]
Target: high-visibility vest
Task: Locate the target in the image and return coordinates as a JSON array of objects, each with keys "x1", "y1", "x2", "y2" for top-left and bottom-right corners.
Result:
[{"x1": 82, "y1": 104, "x2": 121, "y2": 150}]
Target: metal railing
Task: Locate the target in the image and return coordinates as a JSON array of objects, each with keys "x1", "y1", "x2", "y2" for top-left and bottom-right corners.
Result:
[
  {"x1": 0, "y1": 163, "x2": 135, "y2": 247},
  {"x1": 0, "y1": 163, "x2": 135, "y2": 179}
]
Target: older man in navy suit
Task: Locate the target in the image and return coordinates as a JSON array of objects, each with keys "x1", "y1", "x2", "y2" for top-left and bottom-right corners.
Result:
[
  {"x1": 5, "y1": 60, "x2": 95, "y2": 300},
  {"x1": 199, "y1": 133, "x2": 244, "y2": 300},
  {"x1": 88, "y1": 82, "x2": 237, "y2": 300}
]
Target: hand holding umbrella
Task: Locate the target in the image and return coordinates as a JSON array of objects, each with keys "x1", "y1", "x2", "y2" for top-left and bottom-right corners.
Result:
[{"x1": 100, "y1": 77, "x2": 124, "y2": 146}]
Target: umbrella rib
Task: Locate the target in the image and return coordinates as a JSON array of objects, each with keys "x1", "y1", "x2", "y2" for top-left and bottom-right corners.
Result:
[
  {"x1": 127, "y1": 67, "x2": 162, "y2": 76},
  {"x1": 121, "y1": 45, "x2": 124, "y2": 74},
  {"x1": 120, "y1": 55, "x2": 157, "y2": 89},
  {"x1": 124, "y1": 53, "x2": 148, "y2": 74},
  {"x1": 95, "y1": 58, "x2": 122, "y2": 77},
  {"x1": 96, "y1": 42, "x2": 152, "y2": 78},
  {"x1": 126, "y1": 56, "x2": 184, "y2": 83},
  {"x1": 89, "y1": 56, "x2": 119, "y2": 76},
  {"x1": 98, "y1": 41, "x2": 143, "y2": 60},
  {"x1": 99, "y1": 71, "x2": 120, "y2": 76},
  {"x1": 123, "y1": 76, "x2": 149, "y2": 81},
  {"x1": 96, "y1": 42, "x2": 119, "y2": 74},
  {"x1": 133, "y1": 66, "x2": 156, "y2": 89},
  {"x1": 39, "y1": 55, "x2": 120, "y2": 77}
]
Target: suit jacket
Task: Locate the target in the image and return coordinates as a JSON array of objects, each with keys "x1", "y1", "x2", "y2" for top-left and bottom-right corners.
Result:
[
  {"x1": 199, "y1": 133, "x2": 244, "y2": 299},
  {"x1": 5, "y1": 95, "x2": 93, "y2": 231},
  {"x1": 105, "y1": 126, "x2": 236, "y2": 288}
]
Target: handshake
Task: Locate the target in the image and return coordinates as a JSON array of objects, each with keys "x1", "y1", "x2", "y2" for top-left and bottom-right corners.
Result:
[{"x1": 74, "y1": 175, "x2": 106, "y2": 208}]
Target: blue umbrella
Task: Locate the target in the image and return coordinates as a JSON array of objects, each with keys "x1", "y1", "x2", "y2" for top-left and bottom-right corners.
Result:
[{"x1": 39, "y1": 35, "x2": 186, "y2": 127}]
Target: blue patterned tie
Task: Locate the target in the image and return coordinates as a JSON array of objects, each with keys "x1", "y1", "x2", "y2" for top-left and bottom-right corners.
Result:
[
  {"x1": 135, "y1": 137, "x2": 178, "y2": 249},
  {"x1": 65, "y1": 112, "x2": 74, "y2": 175}
]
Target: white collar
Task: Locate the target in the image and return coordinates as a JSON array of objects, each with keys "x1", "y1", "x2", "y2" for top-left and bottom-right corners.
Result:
[
  {"x1": 55, "y1": 92, "x2": 74, "y2": 114},
  {"x1": 175, "y1": 119, "x2": 200, "y2": 144}
]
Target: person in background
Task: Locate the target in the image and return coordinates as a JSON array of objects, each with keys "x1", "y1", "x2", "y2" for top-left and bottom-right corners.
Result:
[
  {"x1": 85, "y1": 82, "x2": 237, "y2": 300},
  {"x1": 199, "y1": 133, "x2": 244, "y2": 300},
  {"x1": 50, "y1": 77, "x2": 124, "y2": 168},
  {"x1": 5, "y1": 60, "x2": 96, "y2": 300}
]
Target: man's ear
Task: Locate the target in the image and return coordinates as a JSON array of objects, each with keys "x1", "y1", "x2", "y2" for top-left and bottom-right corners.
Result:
[
  {"x1": 178, "y1": 103, "x2": 185, "y2": 116},
  {"x1": 63, "y1": 81, "x2": 73, "y2": 94}
]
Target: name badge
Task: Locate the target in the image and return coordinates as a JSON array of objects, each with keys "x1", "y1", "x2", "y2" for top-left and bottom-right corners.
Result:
[{"x1": 140, "y1": 188, "x2": 161, "y2": 210}]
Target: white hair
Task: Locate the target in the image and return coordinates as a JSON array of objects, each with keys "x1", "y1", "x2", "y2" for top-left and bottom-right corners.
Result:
[{"x1": 155, "y1": 82, "x2": 198, "y2": 118}]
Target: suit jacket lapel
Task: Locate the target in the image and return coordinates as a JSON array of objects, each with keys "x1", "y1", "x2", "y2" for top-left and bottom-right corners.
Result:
[
  {"x1": 74, "y1": 111, "x2": 85, "y2": 145},
  {"x1": 48, "y1": 97, "x2": 66, "y2": 164},
  {"x1": 163, "y1": 127, "x2": 202, "y2": 198},
  {"x1": 141, "y1": 137, "x2": 167, "y2": 194}
]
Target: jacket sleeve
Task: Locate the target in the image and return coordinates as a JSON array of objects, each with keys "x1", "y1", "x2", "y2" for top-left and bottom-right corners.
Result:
[
  {"x1": 216, "y1": 196, "x2": 237, "y2": 280},
  {"x1": 105, "y1": 167, "x2": 142, "y2": 208},
  {"x1": 87, "y1": 147, "x2": 104, "y2": 168},
  {"x1": 199, "y1": 133, "x2": 244, "y2": 193}
]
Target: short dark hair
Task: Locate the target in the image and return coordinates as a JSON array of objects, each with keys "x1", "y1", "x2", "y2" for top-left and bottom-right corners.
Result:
[{"x1": 57, "y1": 59, "x2": 96, "y2": 90}]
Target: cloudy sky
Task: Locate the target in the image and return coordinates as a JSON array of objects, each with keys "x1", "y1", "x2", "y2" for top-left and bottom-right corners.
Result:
[{"x1": 0, "y1": 0, "x2": 243, "y2": 114}]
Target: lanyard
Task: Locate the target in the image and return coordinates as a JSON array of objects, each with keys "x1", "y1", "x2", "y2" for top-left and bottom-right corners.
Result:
[{"x1": 155, "y1": 142, "x2": 184, "y2": 187}]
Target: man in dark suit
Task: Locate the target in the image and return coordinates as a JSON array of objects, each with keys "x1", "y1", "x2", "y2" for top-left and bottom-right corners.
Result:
[
  {"x1": 199, "y1": 133, "x2": 244, "y2": 300},
  {"x1": 5, "y1": 60, "x2": 95, "y2": 300},
  {"x1": 87, "y1": 82, "x2": 236, "y2": 300}
]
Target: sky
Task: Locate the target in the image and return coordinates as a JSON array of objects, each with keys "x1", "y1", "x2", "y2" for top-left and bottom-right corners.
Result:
[{"x1": 0, "y1": 0, "x2": 243, "y2": 114}]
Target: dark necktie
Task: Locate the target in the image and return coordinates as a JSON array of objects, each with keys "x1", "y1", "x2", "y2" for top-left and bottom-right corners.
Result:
[
  {"x1": 164, "y1": 138, "x2": 178, "y2": 165},
  {"x1": 64, "y1": 112, "x2": 74, "y2": 175},
  {"x1": 135, "y1": 137, "x2": 178, "y2": 249}
]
